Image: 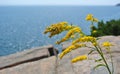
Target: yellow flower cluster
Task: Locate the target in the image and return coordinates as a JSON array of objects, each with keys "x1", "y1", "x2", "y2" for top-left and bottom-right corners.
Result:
[
  {"x1": 102, "y1": 41, "x2": 113, "y2": 51},
  {"x1": 71, "y1": 55, "x2": 87, "y2": 63},
  {"x1": 93, "y1": 18, "x2": 99, "y2": 22},
  {"x1": 59, "y1": 44, "x2": 85, "y2": 59},
  {"x1": 72, "y1": 36, "x2": 96, "y2": 44},
  {"x1": 44, "y1": 14, "x2": 114, "y2": 74},
  {"x1": 86, "y1": 14, "x2": 98, "y2": 22},
  {"x1": 92, "y1": 30, "x2": 97, "y2": 33},
  {"x1": 44, "y1": 22, "x2": 74, "y2": 38},
  {"x1": 56, "y1": 27, "x2": 82, "y2": 44},
  {"x1": 86, "y1": 14, "x2": 93, "y2": 21},
  {"x1": 102, "y1": 41, "x2": 113, "y2": 47}
]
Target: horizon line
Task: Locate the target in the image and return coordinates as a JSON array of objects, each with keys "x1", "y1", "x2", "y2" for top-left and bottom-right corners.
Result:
[{"x1": 0, "y1": 4, "x2": 116, "y2": 6}]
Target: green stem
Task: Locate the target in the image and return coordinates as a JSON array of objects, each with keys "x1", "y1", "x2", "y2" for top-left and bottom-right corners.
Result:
[
  {"x1": 91, "y1": 21, "x2": 94, "y2": 25},
  {"x1": 98, "y1": 45, "x2": 114, "y2": 74},
  {"x1": 95, "y1": 46, "x2": 112, "y2": 74},
  {"x1": 90, "y1": 21, "x2": 94, "y2": 36},
  {"x1": 109, "y1": 48, "x2": 114, "y2": 74}
]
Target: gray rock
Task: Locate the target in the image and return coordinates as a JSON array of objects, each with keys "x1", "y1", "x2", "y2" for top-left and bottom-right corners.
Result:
[
  {"x1": 0, "y1": 36, "x2": 120, "y2": 74},
  {"x1": 0, "y1": 45, "x2": 58, "y2": 70}
]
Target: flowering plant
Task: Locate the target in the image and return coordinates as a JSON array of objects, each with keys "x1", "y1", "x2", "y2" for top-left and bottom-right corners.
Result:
[{"x1": 44, "y1": 14, "x2": 114, "y2": 74}]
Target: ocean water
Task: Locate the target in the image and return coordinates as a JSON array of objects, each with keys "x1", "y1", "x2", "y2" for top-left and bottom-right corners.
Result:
[{"x1": 0, "y1": 6, "x2": 120, "y2": 56}]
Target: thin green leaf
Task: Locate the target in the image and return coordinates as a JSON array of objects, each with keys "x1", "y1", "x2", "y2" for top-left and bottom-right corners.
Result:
[
  {"x1": 95, "y1": 59, "x2": 102, "y2": 62},
  {"x1": 94, "y1": 64, "x2": 106, "y2": 70},
  {"x1": 86, "y1": 46, "x2": 96, "y2": 50},
  {"x1": 88, "y1": 50, "x2": 95, "y2": 55}
]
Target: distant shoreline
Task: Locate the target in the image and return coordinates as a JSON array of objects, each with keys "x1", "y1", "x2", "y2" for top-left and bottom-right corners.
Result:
[{"x1": 116, "y1": 3, "x2": 120, "y2": 6}]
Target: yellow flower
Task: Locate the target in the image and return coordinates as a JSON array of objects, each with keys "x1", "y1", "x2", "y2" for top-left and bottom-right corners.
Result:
[
  {"x1": 86, "y1": 14, "x2": 93, "y2": 21},
  {"x1": 44, "y1": 22, "x2": 70, "y2": 38},
  {"x1": 92, "y1": 30, "x2": 97, "y2": 33},
  {"x1": 74, "y1": 44, "x2": 86, "y2": 49},
  {"x1": 102, "y1": 41, "x2": 113, "y2": 47},
  {"x1": 59, "y1": 44, "x2": 85, "y2": 59},
  {"x1": 93, "y1": 18, "x2": 99, "y2": 22},
  {"x1": 59, "y1": 45, "x2": 75, "y2": 59},
  {"x1": 86, "y1": 14, "x2": 99, "y2": 22},
  {"x1": 72, "y1": 36, "x2": 96, "y2": 44},
  {"x1": 102, "y1": 41, "x2": 113, "y2": 51},
  {"x1": 92, "y1": 42, "x2": 97, "y2": 46},
  {"x1": 71, "y1": 55, "x2": 87, "y2": 63},
  {"x1": 56, "y1": 27, "x2": 82, "y2": 44},
  {"x1": 71, "y1": 35, "x2": 75, "y2": 38},
  {"x1": 56, "y1": 38, "x2": 66, "y2": 44},
  {"x1": 64, "y1": 25, "x2": 74, "y2": 30}
]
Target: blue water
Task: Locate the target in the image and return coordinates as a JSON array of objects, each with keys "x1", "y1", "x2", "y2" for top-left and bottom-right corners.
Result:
[{"x1": 0, "y1": 6, "x2": 120, "y2": 56}]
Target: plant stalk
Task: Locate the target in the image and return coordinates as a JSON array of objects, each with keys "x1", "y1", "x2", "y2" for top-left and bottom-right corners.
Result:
[
  {"x1": 108, "y1": 48, "x2": 114, "y2": 74},
  {"x1": 95, "y1": 46, "x2": 112, "y2": 74}
]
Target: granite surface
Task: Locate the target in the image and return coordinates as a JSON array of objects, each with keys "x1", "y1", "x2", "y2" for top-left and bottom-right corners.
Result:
[{"x1": 0, "y1": 36, "x2": 120, "y2": 74}]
